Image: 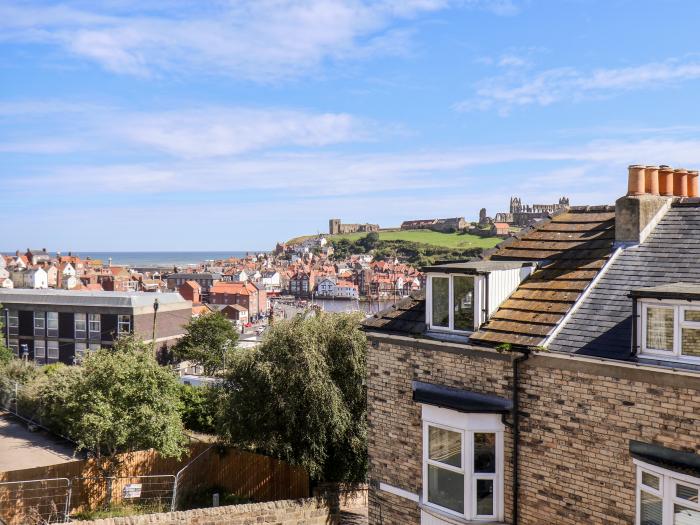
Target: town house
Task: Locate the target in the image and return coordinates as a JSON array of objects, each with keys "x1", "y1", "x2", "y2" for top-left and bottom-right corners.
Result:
[
  {"x1": 209, "y1": 281, "x2": 267, "y2": 319},
  {"x1": 363, "y1": 165, "x2": 700, "y2": 525}
]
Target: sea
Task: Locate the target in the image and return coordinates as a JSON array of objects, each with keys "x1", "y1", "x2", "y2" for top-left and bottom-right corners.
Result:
[{"x1": 41, "y1": 251, "x2": 254, "y2": 268}]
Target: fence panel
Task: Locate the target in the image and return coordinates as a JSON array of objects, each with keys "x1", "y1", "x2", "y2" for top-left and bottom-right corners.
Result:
[
  {"x1": 69, "y1": 475, "x2": 175, "y2": 519},
  {"x1": 0, "y1": 478, "x2": 70, "y2": 525}
]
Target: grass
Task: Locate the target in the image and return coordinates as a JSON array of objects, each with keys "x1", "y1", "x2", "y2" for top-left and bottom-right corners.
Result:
[
  {"x1": 72, "y1": 502, "x2": 170, "y2": 520},
  {"x1": 289, "y1": 229, "x2": 501, "y2": 250}
]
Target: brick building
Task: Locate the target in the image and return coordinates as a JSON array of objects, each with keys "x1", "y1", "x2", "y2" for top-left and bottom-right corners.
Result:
[
  {"x1": 1, "y1": 289, "x2": 192, "y2": 365},
  {"x1": 209, "y1": 281, "x2": 267, "y2": 319},
  {"x1": 363, "y1": 165, "x2": 700, "y2": 525}
]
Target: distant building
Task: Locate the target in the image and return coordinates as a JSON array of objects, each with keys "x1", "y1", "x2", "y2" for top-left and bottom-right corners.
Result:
[
  {"x1": 400, "y1": 217, "x2": 466, "y2": 232},
  {"x1": 494, "y1": 196, "x2": 570, "y2": 226},
  {"x1": 0, "y1": 289, "x2": 191, "y2": 364},
  {"x1": 209, "y1": 281, "x2": 267, "y2": 319},
  {"x1": 329, "y1": 219, "x2": 379, "y2": 235},
  {"x1": 179, "y1": 280, "x2": 201, "y2": 304},
  {"x1": 166, "y1": 272, "x2": 221, "y2": 301}
]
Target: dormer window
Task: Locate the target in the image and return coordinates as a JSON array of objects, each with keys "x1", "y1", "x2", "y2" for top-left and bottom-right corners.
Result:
[
  {"x1": 631, "y1": 284, "x2": 700, "y2": 361},
  {"x1": 424, "y1": 261, "x2": 535, "y2": 335}
]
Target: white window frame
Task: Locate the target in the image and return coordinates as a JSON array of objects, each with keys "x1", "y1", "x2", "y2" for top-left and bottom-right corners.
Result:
[
  {"x1": 33, "y1": 312, "x2": 46, "y2": 337},
  {"x1": 74, "y1": 342, "x2": 87, "y2": 363},
  {"x1": 426, "y1": 274, "x2": 477, "y2": 334},
  {"x1": 635, "y1": 459, "x2": 700, "y2": 525},
  {"x1": 88, "y1": 313, "x2": 101, "y2": 340},
  {"x1": 118, "y1": 315, "x2": 131, "y2": 335},
  {"x1": 8, "y1": 339, "x2": 19, "y2": 356},
  {"x1": 47, "y1": 340, "x2": 59, "y2": 361},
  {"x1": 7, "y1": 310, "x2": 18, "y2": 336},
  {"x1": 639, "y1": 300, "x2": 700, "y2": 362},
  {"x1": 47, "y1": 311, "x2": 59, "y2": 338},
  {"x1": 34, "y1": 339, "x2": 46, "y2": 362},
  {"x1": 74, "y1": 313, "x2": 87, "y2": 339},
  {"x1": 421, "y1": 404, "x2": 504, "y2": 522}
]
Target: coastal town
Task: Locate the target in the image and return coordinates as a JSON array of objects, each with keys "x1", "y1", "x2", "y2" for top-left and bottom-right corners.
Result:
[{"x1": 4, "y1": 3, "x2": 700, "y2": 525}]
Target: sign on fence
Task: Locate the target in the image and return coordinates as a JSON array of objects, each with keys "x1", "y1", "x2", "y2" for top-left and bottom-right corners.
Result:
[{"x1": 123, "y1": 483, "x2": 143, "y2": 499}]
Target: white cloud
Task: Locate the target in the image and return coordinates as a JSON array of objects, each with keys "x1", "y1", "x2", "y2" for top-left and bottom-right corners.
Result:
[
  {"x1": 0, "y1": 1, "x2": 519, "y2": 80},
  {"x1": 457, "y1": 57, "x2": 700, "y2": 114}
]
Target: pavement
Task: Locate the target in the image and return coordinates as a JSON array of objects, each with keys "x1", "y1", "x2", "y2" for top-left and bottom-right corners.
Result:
[
  {"x1": 0, "y1": 412, "x2": 76, "y2": 472},
  {"x1": 340, "y1": 509, "x2": 368, "y2": 525}
]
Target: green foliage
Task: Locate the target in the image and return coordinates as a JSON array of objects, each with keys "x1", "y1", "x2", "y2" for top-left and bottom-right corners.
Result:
[
  {"x1": 217, "y1": 312, "x2": 367, "y2": 482},
  {"x1": 0, "y1": 336, "x2": 187, "y2": 472},
  {"x1": 179, "y1": 384, "x2": 218, "y2": 434},
  {"x1": 173, "y1": 312, "x2": 239, "y2": 375},
  {"x1": 68, "y1": 338, "x2": 187, "y2": 466},
  {"x1": 330, "y1": 233, "x2": 484, "y2": 266}
]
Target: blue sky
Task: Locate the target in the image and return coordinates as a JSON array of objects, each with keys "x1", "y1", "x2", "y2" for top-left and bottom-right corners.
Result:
[{"x1": 4, "y1": 0, "x2": 700, "y2": 250}]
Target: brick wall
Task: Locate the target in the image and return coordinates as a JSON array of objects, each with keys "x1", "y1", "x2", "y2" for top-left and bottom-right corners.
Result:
[
  {"x1": 71, "y1": 497, "x2": 338, "y2": 525},
  {"x1": 366, "y1": 334, "x2": 700, "y2": 525}
]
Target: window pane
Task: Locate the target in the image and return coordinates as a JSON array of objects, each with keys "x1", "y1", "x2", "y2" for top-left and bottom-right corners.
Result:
[
  {"x1": 431, "y1": 277, "x2": 449, "y2": 328},
  {"x1": 476, "y1": 479, "x2": 494, "y2": 516},
  {"x1": 640, "y1": 490, "x2": 663, "y2": 525},
  {"x1": 642, "y1": 472, "x2": 660, "y2": 490},
  {"x1": 676, "y1": 484, "x2": 699, "y2": 503},
  {"x1": 429, "y1": 426, "x2": 461, "y2": 467},
  {"x1": 453, "y1": 276, "x2": 474, "y2": 331},
  {"x1": 427, "y1": 465, "x2": 464, "y2": 514},
  {"x1": 674, "y1": 504, "x2": 700, "y2": 525},
  {"x1": 685, "y1": 310, "x2": 700, "y2": 322},
  {"x1": 646, "y1": 307, "x2": 675, "y2": 352},
  {"x1": 682, "y1": 328, "x2": 700, "y2": 357},
  {"x1": 474, "y1": 433, "x2": 496, "y2": 473}
]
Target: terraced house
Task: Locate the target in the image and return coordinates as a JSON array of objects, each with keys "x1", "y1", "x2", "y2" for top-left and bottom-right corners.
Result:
[{"x1": 363, "y1": 165, "x2": 700, "y2": 525}]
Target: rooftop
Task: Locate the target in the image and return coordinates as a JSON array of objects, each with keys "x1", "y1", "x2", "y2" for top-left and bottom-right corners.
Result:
[
  {"x1": 422, "y1": 260, "x2": 534, "y2": 274},
  {"x1": 0, "y1": 288, "x2": 188, "y2": 308},
  {"x1": 629, "y1": 282, "x2": 700, "y2": 300}
]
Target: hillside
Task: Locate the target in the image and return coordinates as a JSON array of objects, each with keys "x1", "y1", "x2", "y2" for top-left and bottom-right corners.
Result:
[{"x1": 287, "y1": 229, "x2": 502, "y2": 250}]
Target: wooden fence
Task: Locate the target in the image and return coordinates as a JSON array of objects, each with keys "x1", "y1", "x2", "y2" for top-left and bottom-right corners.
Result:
[{"x1": 0, "y1": 443, "x2": 309, "y2": 524}]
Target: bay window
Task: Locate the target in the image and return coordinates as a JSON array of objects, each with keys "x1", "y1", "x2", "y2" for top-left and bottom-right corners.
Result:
[
  {"x1": 421, "y1": 404, "x2": 504, "y2": 521},
  {"x1": 636, "y1": 461, "x2": 700, "y2": 525}
]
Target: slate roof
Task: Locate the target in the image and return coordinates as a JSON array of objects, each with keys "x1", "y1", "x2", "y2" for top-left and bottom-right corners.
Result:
[
  {"x1": 549, "y1": 203, "x2": 700, "y2": 359},
  {"x1": 470, "y1": 207, "x2": 616, "y2": 347},
  {"x1": 362, "y1": 290, "x2": 426, "y2": 335},
  {"x1": 0, "y1": 289, "x2": 188, "y2": 308}
]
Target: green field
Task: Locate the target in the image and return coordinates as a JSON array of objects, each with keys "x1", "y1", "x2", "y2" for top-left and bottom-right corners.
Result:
[{"x1": 289, "y1": 229, "x2": 502, "y2": 250}]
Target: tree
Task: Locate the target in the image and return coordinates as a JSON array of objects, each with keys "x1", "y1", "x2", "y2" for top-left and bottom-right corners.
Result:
[
  {"x1": 173, "y1": 312, "x2": 239, "y2": 375},
  {"x1": 56, "y1": 336, "x2": 187, "y2": 473},
  {"x1": 217, "y1": 312, "x2": 367, "y2": 482},
  {"x1": 179, "y1": 383, "x2": 219, "y2": 434},
  {"x1": 0, "y1": 306, "x2": 13, "y2": 365}
]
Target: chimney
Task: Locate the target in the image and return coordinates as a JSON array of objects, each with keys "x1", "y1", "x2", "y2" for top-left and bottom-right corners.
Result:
[
  {"x1": 659, "y1": 165, "x2": 674, "y2": 196},
  {"x1": 616, "y1": 164, "x2": 673, "y2": 245},
  {"x1": 673, "y1": 168, "x2": 689, "y2": 197},
  {"x1": 689, "y1": 170, "x2": 700, "y2": 198}
]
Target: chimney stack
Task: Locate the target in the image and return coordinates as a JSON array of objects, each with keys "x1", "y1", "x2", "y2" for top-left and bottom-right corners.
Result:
[{"x1": 617, "y1": 164, "x2": 674, "y2": 245}]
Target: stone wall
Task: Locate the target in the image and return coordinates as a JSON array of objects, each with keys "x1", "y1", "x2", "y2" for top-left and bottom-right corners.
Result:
[
  {"x1": 366, "y1": 334, "x2": 700, "y2": 525},
  {"x1": 72, "y1": 497, "x2": 338, "y2": 525}
]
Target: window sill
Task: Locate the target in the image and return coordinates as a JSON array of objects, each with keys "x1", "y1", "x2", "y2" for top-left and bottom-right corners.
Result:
[{"x1": 420, "y1": 504, "x2": 504, "y2": 525}]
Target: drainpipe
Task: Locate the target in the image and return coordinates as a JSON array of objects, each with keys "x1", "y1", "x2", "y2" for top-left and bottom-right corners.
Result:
[{"x1": 512, "y1": 348, "x2": 530, "y2": 525}]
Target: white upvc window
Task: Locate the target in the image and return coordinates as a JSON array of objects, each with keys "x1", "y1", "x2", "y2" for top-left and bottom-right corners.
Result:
[
  {"x1": 88, "y1": 313, "x2": 101, "y2": 340},
  {"x1": 74, "y1": 313, "x2": 86, "y2": 339},
  {"x1": 74, "y1": 342, "x2": 86, "y2": 363},
  {"x1": 118, "y1": 315, "x2": 131, "y2": 335},
  {"x1": 34, "y1": 339, "x2": 46, "y2": 363},
  {"x1": 33, "y1": 312, "x2": 45, "y2": 336},
  {"x1": 7, "y1": 310, "x2": 18, "y2": 336},
  {"x1": 8, "y1": 339, "x2": 19, "y2": 356},
  {"x1": 421, "y1": 405, "x2": 504, "y2": 522},
  {"x1": 640, "y1": 301, "x2": 700, "y2": 361},
  {"x1": 47, "y1": 340, "x2": 59, "y2": 362},
  {"x1": 47, "y1": 312, "x2": 59, "y2": 338},
  {"x1": 635, "y1": 460, "x2": 700, "y2": 525},
  {"x1": 426, "y1": 274, "x2": 475, "y2": 333}
]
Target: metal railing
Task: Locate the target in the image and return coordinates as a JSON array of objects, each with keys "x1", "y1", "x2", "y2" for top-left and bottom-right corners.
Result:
[{"x1": 0, "y1": 478, "x2": 71, "y2": 524}]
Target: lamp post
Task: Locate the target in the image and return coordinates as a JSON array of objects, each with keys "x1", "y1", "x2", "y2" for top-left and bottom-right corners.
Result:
[{"x1": 152, "y1": 298, "x2": 159, "y2": 353}]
